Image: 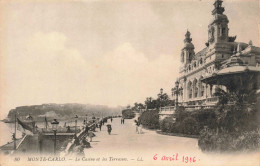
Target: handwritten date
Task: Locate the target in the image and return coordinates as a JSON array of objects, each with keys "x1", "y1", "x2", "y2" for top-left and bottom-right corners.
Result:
[{"x1": 153, "y1": 153, "x2": 198, "y2": 163}]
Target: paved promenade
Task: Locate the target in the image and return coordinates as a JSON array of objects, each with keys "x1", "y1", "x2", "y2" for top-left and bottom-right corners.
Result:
[{"x1": 83, "y1": 117, "x2": 259, "y2": 166}]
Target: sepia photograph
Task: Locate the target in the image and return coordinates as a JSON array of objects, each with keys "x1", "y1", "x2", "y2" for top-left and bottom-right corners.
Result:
[{"x1": 0, "y1": 0, "x2": 259, "y2": 165}]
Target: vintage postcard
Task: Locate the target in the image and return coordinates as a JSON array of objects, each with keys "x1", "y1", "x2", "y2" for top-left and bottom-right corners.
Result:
[{"x1": 0, "y1": 0, "x2": 259, "y2": 165}]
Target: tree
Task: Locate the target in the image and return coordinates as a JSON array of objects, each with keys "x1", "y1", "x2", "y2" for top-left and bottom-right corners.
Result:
[
  {"x1": 145, "y1": 97, "x2": 154, "y2": 109},
  {"x1": 131, "y1": 102, "x2": 146, "y2": 112},
  {"x1": 213, "y1": 72, "x2": 259, "y2": 133},
  {"x1": 157, "y1": 93, "x2": 171, "y2": 108},
  {"x1": 214, "y1": 87, "x2": 229, "y2": 107}
]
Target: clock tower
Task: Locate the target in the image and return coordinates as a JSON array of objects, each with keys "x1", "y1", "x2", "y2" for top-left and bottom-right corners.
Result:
[{"x1": 208, "y1": 0, "x2": 229, "y2": 45}]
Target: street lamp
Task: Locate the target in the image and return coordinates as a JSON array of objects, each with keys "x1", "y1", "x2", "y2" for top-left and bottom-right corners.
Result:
[
  {"x1": 160, "y1": 88, "x2": 163, "y2": 95},
  {"x1": 172, "y1": 81, "x2": 183, "y2": 109},
  {"x1": 74, "y1": 115, "x2": 78, "y2": 135},
  {"x1": 83, "y1": 114, "x2": 88, "y2": 126},
  {"x1": 159, "y1": 88, "x2": 163, "y2": 110},
  {"x1": 51, "y1": 119, "x2": 59, "y2": 155}
]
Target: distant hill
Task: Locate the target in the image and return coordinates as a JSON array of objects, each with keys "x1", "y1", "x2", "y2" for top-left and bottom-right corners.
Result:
[{"x1": 6, "y1": 103, "x2": 124, "y2": 121}]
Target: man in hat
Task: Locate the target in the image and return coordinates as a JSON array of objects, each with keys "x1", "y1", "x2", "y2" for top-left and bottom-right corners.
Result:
[{"x1": 106, "y1": 124, "x2": 112, "y2": 135}]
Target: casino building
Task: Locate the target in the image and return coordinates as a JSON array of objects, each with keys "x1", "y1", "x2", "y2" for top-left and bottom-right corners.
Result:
[{"x1": 159, "y1": 0, "x2": 260, "y2": 120}]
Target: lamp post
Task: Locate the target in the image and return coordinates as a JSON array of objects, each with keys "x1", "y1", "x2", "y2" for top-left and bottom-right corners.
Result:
[
  {"x1": 159, "y1": 88, "x2": 163, "y2": 110},
  {"x1": 172, "y1": 81, "x2": 183, "y2": 109},
  {"x1": 74, "y1": 115, "x2": 78, "y2": 135},
  {"x1": 51, "y1": 119, "x2": 59, "y2": 155}
]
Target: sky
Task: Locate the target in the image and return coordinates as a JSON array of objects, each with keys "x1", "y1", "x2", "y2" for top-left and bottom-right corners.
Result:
[{"x1": 0, "y1": 0, "x2": 259, "y2": 117}]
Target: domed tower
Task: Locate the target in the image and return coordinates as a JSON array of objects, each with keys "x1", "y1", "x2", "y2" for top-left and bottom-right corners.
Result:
[
  {"x1": 208, "y1": 0, "x2": 229, "y2": 45},
  {"x1": 181, "y1": 30, "x2": 195, "y2": 66}
]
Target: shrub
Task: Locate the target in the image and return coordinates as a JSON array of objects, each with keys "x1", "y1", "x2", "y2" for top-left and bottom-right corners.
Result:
[
  {"x1": 160, "y1": 107, "x2": 208, "y2": 135},
  {"x1": 195, "y1": 109, "x2": 217, "y2": 130},
  {"x1": 122, "y1": 109, "x2": 135, "y2": 119},
  {"x1": 160, "y1": 117, "x2": 174, "y2": 132},
  {"x1": 139, "y1": 110, "x2": 159, "y2": 129},
  {"x1": 160, "y1": 116, "x2": 199, "y2": 135},
  {"x1": 198, "y1": 129, "x2": 259, "y2": 152},
  {"x1": 182, "y1": 117, "x2": 199, "y2": 135}
]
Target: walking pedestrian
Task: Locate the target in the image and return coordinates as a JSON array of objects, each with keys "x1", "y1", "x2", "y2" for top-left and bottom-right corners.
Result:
[
  {"x1": 111, "y1": 117, "x2": 113, "y2": 122},
  {"x1": 123, "y1": 118, "x2": 125, "y2": 124},
  {"x1": 136, "y1": 124, "x2": 139, "y2": 134},
  {"x1": 92, "y1": 125, "x2": 96, "y2": 132},
  {"x1": 138, "y1": 124, "x2": 143, "y2": 134},
  {"x1": 85, "y1": 125, "x2": 89, "y2": 133},
  {"x1": 99, "y1": 123, "x2": 102, "y2": 131},
  {"x1": 106, "y1": 124, "x2": 112, "y2": 135},
  {"x1": 134, "y1": 120, "x2": 140, "y2": 134}
]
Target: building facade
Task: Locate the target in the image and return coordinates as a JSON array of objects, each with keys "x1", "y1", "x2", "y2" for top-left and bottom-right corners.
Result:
[
  {"x1": 159, "y1": 0, "x2": 260, "y2": 118},
  {"x1": 178, "y1": 0, "x2": 260, "y2": 107}
]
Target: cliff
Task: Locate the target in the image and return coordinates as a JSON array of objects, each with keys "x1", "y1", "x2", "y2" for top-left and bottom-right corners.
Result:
[{"x1": 6, "y1": 103, "x2": 123, "y2": 121}]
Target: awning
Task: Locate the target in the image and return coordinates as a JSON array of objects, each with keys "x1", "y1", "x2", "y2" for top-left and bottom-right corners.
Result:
[{"x1": 201, "y1": 65, "x2": 260, "y2": 85}]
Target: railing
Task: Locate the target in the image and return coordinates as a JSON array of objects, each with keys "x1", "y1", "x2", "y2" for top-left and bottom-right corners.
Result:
[
  {"x1": 157, "y1": 96, "x2": 220, "y2": 114},
  {"x1": 15, "y1": 134, "x2": 28, "y2": 151},
  {"x1": 62, "y1": 121, "x2": 99, "y2": 155},
  {"x1": 184, "y1": 105, "x2": 216, "y2": 111},
  {"x1": 160, "y1": 106, "x2": 175, "y2": 112},
  {"x1": 206, "y1": 96, "x2": 219, "y2": 103}
]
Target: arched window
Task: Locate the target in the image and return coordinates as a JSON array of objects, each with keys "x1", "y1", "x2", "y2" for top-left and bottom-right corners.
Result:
[
  {"x1": 187, "y1": 81, "x2": 192, "y2": 99},
  {"x1": 199, "y1": 77, "x2": 204, "y2": 97},
  {"x1": 222, "y1": 28, "x2": 226, "y2": 36},
  {"x1": 201, "y1": 85, "x2": 204, "y2": 97},
  {"x1": 193, "y1": 79, "x2": 198, "y2": 98}
]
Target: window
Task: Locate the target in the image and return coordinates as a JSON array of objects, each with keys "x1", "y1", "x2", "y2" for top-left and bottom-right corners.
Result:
[
  {"x1": 222, "y1": 28, "x2": 226, "y2": 36},
  {"x1": 194, "y1": 87, "x2": 198, "y2": 98},
  {"x1": 189, "y1": 89, "x2": 192, "y2": 98},
  {"x1": 201, "y1": 86, "x2": 204, "y2": 97},
  {"x1": 194, "y1": 80, "x2": 198, "y2": 98},
  {"x1": 188, "y1": 82, "x2": 192, "y2": 99}
]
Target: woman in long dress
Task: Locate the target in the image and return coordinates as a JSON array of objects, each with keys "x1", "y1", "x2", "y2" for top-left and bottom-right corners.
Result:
[
  {"x1": 138, "y1": 124, "x2": 143, "y2": 134},
  {"x1": 134, "y1": 120, "x2": 140, "y2": 134}
]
